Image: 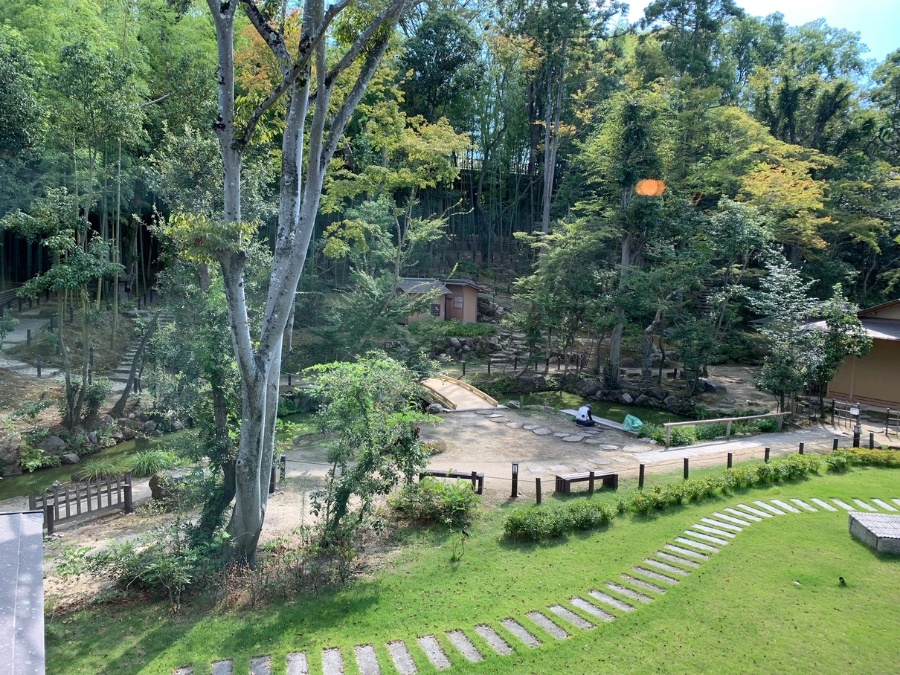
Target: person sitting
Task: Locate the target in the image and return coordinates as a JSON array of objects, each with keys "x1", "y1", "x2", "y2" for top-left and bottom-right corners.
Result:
[{"x1": 575, "y1": 404, "x2": 596, "y2": 427}]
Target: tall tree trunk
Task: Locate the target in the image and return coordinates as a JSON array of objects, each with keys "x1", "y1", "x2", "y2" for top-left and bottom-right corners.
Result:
[{"x1": 541, "y1": 42, "x2": 567, "y2": 235}]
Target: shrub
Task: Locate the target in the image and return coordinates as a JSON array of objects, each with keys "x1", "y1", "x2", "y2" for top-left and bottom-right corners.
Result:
[
  {"x1": 567, "y1": 501, "x2": 615, "y2": 530},
  {"x1": 390, "y1": 477, "x2": 480, "y2": 527},
  {"x1": 18, "y1": 444, "x2": 60, "y2": 472},
  {"x1": 76, "y1": 458, "x2": 122, "y2": 481},
  {"x1": 504, "y1": 506, "x2": 571, "y2": 540},
  {"x1": 824, "y1": 450, "x2": 851, "y2": 472},
  {"x1": 129, "y1": 448, "x2": 181, "y2": 477},
  {"x1": 844, "y1": 447, "x2": 900, "y2": 468},
  {"x1": 695, "y1": 422, "x2": 727, "y2": 440}
]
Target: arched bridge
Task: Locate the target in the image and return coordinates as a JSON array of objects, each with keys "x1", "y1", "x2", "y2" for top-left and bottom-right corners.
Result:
[{"x1": 422, "y1": 376, "x2": 498, "y2": 411}]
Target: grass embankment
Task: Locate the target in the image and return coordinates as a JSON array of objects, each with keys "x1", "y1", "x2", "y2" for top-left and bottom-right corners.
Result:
[{"x1": 47, "y1": 466, "x2": 900, "y2": 674}]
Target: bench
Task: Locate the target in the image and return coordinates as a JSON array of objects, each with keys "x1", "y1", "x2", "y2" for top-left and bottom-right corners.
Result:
[
  {"x1": 419, "y1": 469, "x2": 484, "y2": 495},
  {"x1": 555, "y1": 471, "x2": 618, "y2": 495}
]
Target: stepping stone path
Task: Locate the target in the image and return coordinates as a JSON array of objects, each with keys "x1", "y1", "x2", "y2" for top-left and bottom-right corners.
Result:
[
  {"x1": 446, "y1": 630, "x2": 482, "y2": 662},
  {"x1": 388, "y1": 640, "x2": 417, "y2": 674},
  {"x1": 506, "y1": 421, "x2": 524, "y2": 429},
  {"x1": 527, "y1": 612, "x2": 569, "y2": 639},
  {"x1": 532, "y1": 427, "x2": 552, "y2": 435},
  {"x1": 417, "y1": 636, "x2": 451, "y2": 670},
  {"x1": 474, "y1": 625, "x2": 511, "y2": 655},
  {"x1": 194, "y1": 495, "x2": 900, "y2": 675},
  {"x1": 811, "y1": 498, "x2": 838, "y2": 512},
  {"x1": 562, "y1": 435, "x2": 585, "y2": 442},
  {"x1": 355, "y1": 645, "x2": 381, "y2": 675}
]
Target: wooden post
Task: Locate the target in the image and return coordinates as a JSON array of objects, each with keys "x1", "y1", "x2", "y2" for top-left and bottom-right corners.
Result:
[
  {"x1": 799, "y1": 442, "x2": 804, "y2": 455},
  {"x1": 536, "y1": 477, "x2": 542, "y2": 504},
  {"x1": 832, "y1": 438, "x2": 839, "y2": 452},
  {"x1": 665, "y1": 425, "x2": 671, "y2": 449},
  {"x1": 26, "y1": 328, "x2": 30, "y2": 346},
  {"x1": 280, "y1": 455, "x2": 286, "y2": 482},
  {"x1": 487, "y1": 361, "x2": 491, "y2": 375},
  {"x1": 764, "y1": 447, "x2": 770, "y2": 463},
  {"x1": 511, "y1": 462, "x2": 519, "y2": 499},
  {"x1": 462, "y1": 361, "x2": 466, "y2": 376},
  {"x1": 831, "y1": 399, "x2": 835, "y2": 426},
  {"x1": 123, "y1": 472, "x2": 133, "y2": 513},
  {"x1": 683, "y1": 458, "x2": 689, "y2": 480},
  {"x1": 471, "y1": 471, "x2": 478, "y2": 494},
  {"x1": 638, "y1": 464, "x2": 645, "y2": 489},
  {"x1": 726, "y1": 420, "x2": 732, "y2": 441},
  {"x1": 269, "y1": 466, "x2": 276, "y2": 494},
  {"x1": 45, "y1": 504, "x2": 54, "y2": 536},
  {"x1": 727, "y1": 452, "x2": 733, "y2": 469},
  {"x1": 869, "y1": 432, "x2": 875, "y2": 450},
  {"x1": 777, "y1": 414, "x2": 784, "y2": 431},
  {"x1": 89, "y1": 346, "x2": 94, "y2": 367},
  {"x1": 287, "y1": 373, "x2": 292, "y2": 387},
  {"x1": 589, "y1": 471, "x2": 595, "y2": 494},
  {"x1": 886, "y1": 409, "x2": 891, "y2": 435},
  {"x1": 36, "y1": 359, "x2": 41, "y2": 378}
]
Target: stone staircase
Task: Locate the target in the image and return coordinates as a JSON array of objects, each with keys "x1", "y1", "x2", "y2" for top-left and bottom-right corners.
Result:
[{"x1": 110, "y1": 312, "x2": 172, "y2": 393}]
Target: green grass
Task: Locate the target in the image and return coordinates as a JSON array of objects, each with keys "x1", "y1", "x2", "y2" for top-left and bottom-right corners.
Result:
[{"x1": 46, "y1": 466, "x2": 900, "y2": 674}]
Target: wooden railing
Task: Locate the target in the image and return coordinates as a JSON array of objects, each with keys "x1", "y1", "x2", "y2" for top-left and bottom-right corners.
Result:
[
  {"x1": 29, "y1": 472, "x2": 134, "y2": 534},
  {"x1": 440, "y1": 375, "x2": 499, "y2": 407},
  {"x1": 663, "y1": 412, "x2": 792, "y2": 449}
]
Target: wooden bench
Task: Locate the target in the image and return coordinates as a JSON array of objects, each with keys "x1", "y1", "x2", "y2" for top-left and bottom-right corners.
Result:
[
  {"x1": 555, "y1": 471, "x2": 618, "y2": 495},
  {"x1": 419, "y1": 469, "x2": 484, "y2": 495}
]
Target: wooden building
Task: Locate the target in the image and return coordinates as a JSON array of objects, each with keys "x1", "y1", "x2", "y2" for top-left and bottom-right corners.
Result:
[
  {"x1": 397, "y1": 278, "x2": 485, "y2": 325},
  {"x1": 827, "y1": 299, "x2": 900, "y2": 408}
]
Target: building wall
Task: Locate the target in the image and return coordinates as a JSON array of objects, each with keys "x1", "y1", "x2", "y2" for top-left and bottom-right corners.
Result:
[
  {"x1": 828, "y1": 339, "x2": 900, "y2": 407},
  {"x1": 444, "y1": 285, "x2": 479, "y2": 323},
  {"x1": 400, "y1": 293, "x2": 445, "y2": 324},
  {"x1": 862, "y1": 305, "x2": 900, "y2": 320}
]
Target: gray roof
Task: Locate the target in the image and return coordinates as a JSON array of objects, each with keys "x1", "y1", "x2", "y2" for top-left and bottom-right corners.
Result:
[
  {"x1": 806, "y1": 317, "x2": 900, "y2": 342},
  {"x1": 0, "y1": 511, "x2": 45, "y2": 675},
  {"x1": 861, "y1": 318, "x2": 900, "y2": 342},
  {"x1": 442, "y1": 278, "x2": 488, "y2": 292},
  {"x1": 397, "y1": 278, "x2": 450, "y2": 295}
]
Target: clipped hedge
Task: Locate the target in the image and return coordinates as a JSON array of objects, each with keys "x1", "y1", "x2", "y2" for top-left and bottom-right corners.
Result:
[
  {"x1": 504, "y1": 500, "x2": 615, "y2": 540},
  {"x1": 504, "y1": 454, "x2": 824, "y2": 539}
]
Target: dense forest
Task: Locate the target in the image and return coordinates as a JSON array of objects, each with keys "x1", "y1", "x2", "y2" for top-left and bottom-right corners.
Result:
[{"x1": 1, "y1": 0, "x2": 898, "y2": 560}]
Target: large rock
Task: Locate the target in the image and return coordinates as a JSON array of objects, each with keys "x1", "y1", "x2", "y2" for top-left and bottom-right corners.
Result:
[
  {"x1": 664, "y1": 395, "x2": 678, "y2": 409},
  {"x1": 649, "y1": 388, "x2": 668, "y2": 401},
  {"x1": 100, "y1": 414, "x2": 115, "y2": 427},
  {"x1": 575, "y1": 378, "x2": 601, "y2": 397},
  {"x1": 60, "y1": 453, "x2": 80, "y2": 465},
  {"x1": 620, "y1": 357, "x2": 636, "y2": 368},
  {"x1": 37, "y1": 435, "x2": 67, "y2": 454},
  {"x1": 700, "y1": 378, "x2": 728, "y2": 395},
  {"x1": 149, "y1": 470, "x2": 189, "y2": 501},
  {"x1": 449, "y1": 337, "x2": 461, "y2": 349},
  {"x1": 0, "y1": 433, "x2": 23, "y2": 467},
  {"x1": 426, "y1": 403, "x2": 443, "y2": 414},
  {"x1": 120, "y1": 426, "x2": 135, "y2": 441},
  {"x1": 143, "y1": 420, "x2": 157, "y2": 433},
  {"x1": 516, "y1": 376, "x2": 535, "y2": 392},
  {"x1": 634, "y1": 394, "x2": 650, "y2": 406},
  {"x1": 171, "y1": 420, "x2": 184, "y2": 431},
  {"x1": 506, "y1": 399, "x2": 521, "y2": 409},
  {"x1": 87, "y1": 431, "x2": 98, "y2": 445},
  {"x1": 619, "y1": 392, "x2": 634, "y2": 405}
]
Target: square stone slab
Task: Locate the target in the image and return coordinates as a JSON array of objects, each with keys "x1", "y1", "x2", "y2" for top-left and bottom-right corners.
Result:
[{"x1": 849, "y1": 513, "x2": 900, "y2": 554}]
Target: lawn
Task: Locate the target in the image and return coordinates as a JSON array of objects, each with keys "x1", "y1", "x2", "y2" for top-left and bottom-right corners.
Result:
[{"x1": 46, "y1": 466, "x2": 900, "y2": 674}]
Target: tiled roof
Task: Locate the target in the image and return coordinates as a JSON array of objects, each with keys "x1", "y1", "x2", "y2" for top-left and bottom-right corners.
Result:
[{"x1": 397, "y1": 278, "x2": 450, "y2": 295}]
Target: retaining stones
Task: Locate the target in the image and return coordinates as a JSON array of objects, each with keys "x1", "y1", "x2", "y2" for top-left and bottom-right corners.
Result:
[{"x1": 849, "y1": 512, "x2": 900, "y2": 554}]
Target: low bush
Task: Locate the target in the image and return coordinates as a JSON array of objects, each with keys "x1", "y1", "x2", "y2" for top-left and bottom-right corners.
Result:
[
  {"x1": 824, "y1": 450, "x2": 852, "y2": 472},
  {"x1": 75, "y1": 458, "x2": 123, "y2": 481},
  {"x1": 18, "y1": 444, "x2": 61, "y2": 472},
  {"x1": 504, "y1": 500, "x2": 614, "y2": 540},
  {"x1": 128, "y1": 448, "x2": 181, "y2": 477},
  {"x1": 389, "y1": 477, "x2": 480, "y2": 527},
  {"x1": 832, "y1": 447, "x2": 900, "y2": 469},
  {"x1": 695, "y1": 422, "x2": 727, "y2": 440}
]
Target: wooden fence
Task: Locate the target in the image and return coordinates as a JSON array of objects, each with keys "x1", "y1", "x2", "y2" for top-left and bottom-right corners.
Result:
[
  {"x1": 29, "y1": 472, "x2": 134, "y2": 534},
  {"x1": 662, "y1": 412, "x2": 792, "y2": 449}
]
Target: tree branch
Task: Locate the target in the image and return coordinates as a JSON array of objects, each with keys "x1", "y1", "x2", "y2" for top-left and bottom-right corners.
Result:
[{"x1": 236, "y1": 0, "x2": 352, "y2": 150}]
